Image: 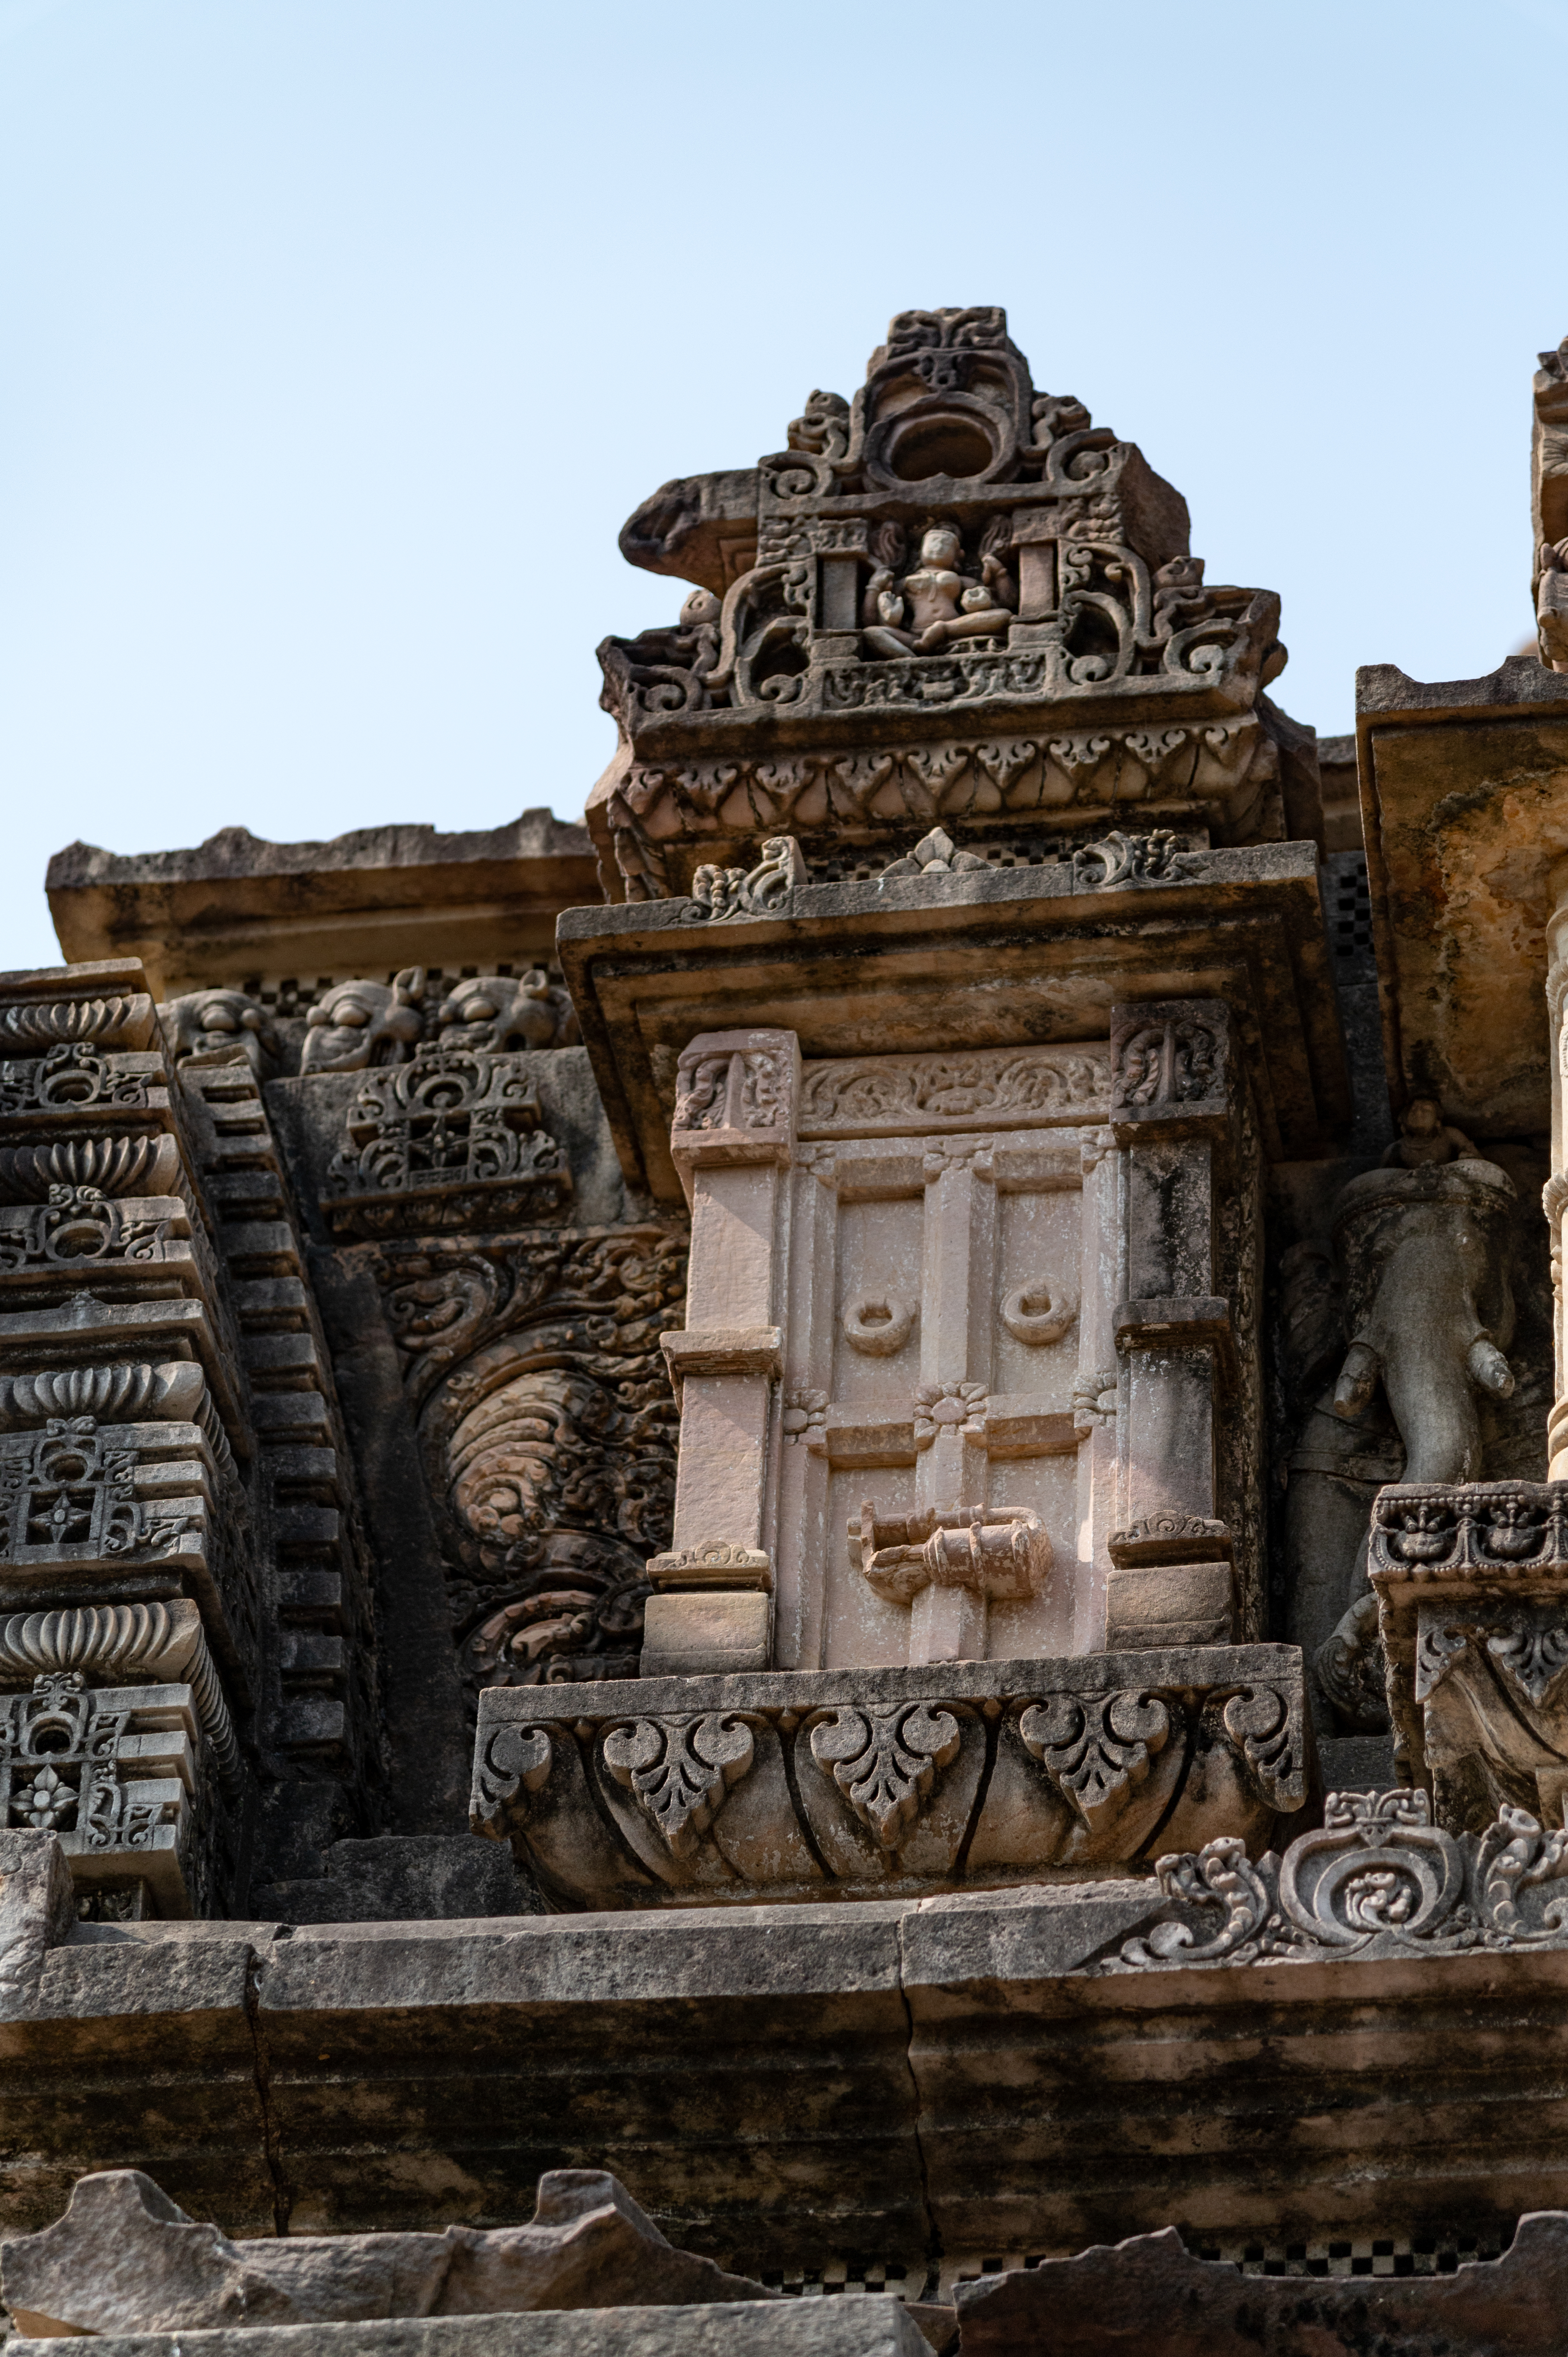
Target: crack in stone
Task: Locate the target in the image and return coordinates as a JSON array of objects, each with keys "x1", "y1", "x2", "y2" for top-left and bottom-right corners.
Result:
[
  {"x1": 896, "y1": 1923, "x2": 943, "y2": 2306},
  {"x1": 244, "y1": 1949, "x2": 294, "y2": 2237}
]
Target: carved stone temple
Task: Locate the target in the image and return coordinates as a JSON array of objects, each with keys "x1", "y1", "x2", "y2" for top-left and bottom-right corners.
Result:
[{"x1": 8, "y1": 308, "x2": 1568, "y2": 2354}]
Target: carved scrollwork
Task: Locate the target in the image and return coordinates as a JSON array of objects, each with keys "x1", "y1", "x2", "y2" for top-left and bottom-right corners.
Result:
[
  {"x1": 377, "y1": 1226, "x2": 685, "y2": 1409},
  {"x1": 323, "y1": 1049, "x2": 571, "y2": 1238},
  {"x1": 1111, "y1": 1009, "x2": 1226, "y2": 1111},
  {"x1": 1278, "y1": 1790, "x2": 1464, "y2": 1947},
  {"x1": 1474, "y1": 1805, "x2": 1568, "y2": 1939},
  {"x1": 463, "y1": 1534, "x2": 651, "y2": 1701},
  {"x1": 0, "y1": 1188, "x2": 177, "y2": 1274},
  {"x1": 687, "y1": 836, "x2": 809, "y2": 922},
  {"x1": 446, "y1": 1367, "x2": 674, "y2": 1597},
  {"x1": 808, "y1": 1701, "x2": 961, "y2": 1847},
  {"x1": 0, "y1": 1046, "x2": 159, "y2": 1118},
  {"x1": 601, "y1": 1713, "x2": 756, "y2": 1857},
  {"x1": 1108, "y1": 1791, "x2": 1479, "y2": 1975},
  {"x1": 1116, "y1": 1837, "x2": 1277, "y2": 1968},
  {"x1": 602, "y1": 712, "x2": 1273, "y2": 907},
  {"x1": 1019, "y1": 1690, "x2": 1169, "y2": 1828},
  {"x1": 471, "y1": 1721, "x2": 553, "y2": 1831},
  {"x1": 1072, "y1": 829, "x2": 1206, "y2": 891},
  {"x1": 798, "y1": 1046, "x2": 1110, "y2": 1137},
  {"x1": 0, "y1": 1670, "x2": 171, "y2": 1853},
  {"x1": 593, "y1": 304, "x2": 1290, "y2": 900},
  {"x1": 671, "y1": 1040, "x2": 793, "y2": 1135},
  {"x1": 1486, "y1": 1612, "x2": 1568, "y2": 1706},
  {"x1": 472, "y1": 1646, "x2": 1312, "y2": 1907},
  {"x1": 374, "y1": 1226, "x2": 687, "y2": 1697},
  {"x1": 0, "y1": 1420, "x2": 198, "y2": 1565},
  {"x1": 1220, "y1": 1684, "x2": 1308, "y2": 1811}
]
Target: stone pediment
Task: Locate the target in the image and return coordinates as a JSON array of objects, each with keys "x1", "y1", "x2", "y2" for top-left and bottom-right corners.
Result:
[{"x1": 592, "y1": 309, "x2": 1302, "y2": 901}]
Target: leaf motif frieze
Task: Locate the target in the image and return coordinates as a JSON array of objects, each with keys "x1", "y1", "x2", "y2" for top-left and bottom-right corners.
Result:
[
  {"x1": 798, "y1": 1045, "x2": 1111, "y2": 1138},
  {"x1": 470, "y1": 1651, "x2": 1311, "y2": 1906}
]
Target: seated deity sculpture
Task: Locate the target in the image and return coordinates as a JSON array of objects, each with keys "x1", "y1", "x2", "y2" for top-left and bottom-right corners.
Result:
[
  {"x1": 300, "y1": 968, "x2": 426, "y2": 1074},
  {"x1": 435, "y1": 972, "x2": 579, "y2": 1053},
  {"x1": 860, "y1": 522, "x2": 1015, "y2": 660},
  {"x1": 1379, "y1": 1094, "x2": 1479, "y2": 1168}
]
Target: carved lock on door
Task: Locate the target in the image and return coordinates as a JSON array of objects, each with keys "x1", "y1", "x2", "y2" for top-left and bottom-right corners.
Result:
[{"x1": 852, "y1": 1501, "x2": 1053, "y2": 1607}]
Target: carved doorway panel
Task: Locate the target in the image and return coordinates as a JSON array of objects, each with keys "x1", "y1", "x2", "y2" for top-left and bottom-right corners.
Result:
[{"x1": 773, "y1": 1047, "x2": 1117, "y2": 1670}]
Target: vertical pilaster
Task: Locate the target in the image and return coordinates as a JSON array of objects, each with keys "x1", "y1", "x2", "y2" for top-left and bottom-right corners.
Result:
[
  {"x1": 645, "y1": 1028, "x2": 800, "y2": 1674},
  {"x1": 1548, "y1": 862, "x2": 1568, "y2": 1478},
  {"x1": 1071, "y1": 1129, "x2": 1121, "y2": 1651},
  {"x1": 1107, "y1": 999, "x2": 1238, "y2": 1649},
  {"x1": 909, "y1": 1141, "x2": 996, "y2": 1664}
]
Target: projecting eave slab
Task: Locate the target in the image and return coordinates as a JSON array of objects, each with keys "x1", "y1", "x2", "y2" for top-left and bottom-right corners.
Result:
[
  {"x1": 558, "y1": 847, "x2": 1349, "y2": 1200},
  {"x1": 1357, "y1": 652, "x2": 1568, "y2": 1137}
]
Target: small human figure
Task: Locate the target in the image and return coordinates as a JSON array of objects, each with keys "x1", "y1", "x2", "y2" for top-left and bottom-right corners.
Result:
[
  {"x1": 1380, "y1": 1095, "x2": 1479, "y2": 1169},
  {"x1": 861, "y1": 523, "x2": 1015, "y2": 660}
]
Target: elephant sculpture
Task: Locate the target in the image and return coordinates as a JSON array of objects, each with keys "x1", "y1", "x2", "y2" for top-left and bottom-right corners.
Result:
[{"x1": 1330, "y1": 1153, "x2": 1517, "y2": 1486}]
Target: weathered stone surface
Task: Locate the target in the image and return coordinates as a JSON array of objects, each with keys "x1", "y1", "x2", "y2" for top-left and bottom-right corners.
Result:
[
  {"x1": 660, "y1": 1019, "x2": 1222, "y2": 1676},
  {"x1": 62, "y1": 2301, "x2": 933, "y2": 2357},
  {"x1": 17, "y1": 310, "x2": 1568, "y2": 2337},
  {"x1": 1356, "y1": 654, "x2": 1568, "y2": 1138},
  {"x1": 1331, "y1": 1156, "x2": 1518, "y2": 1485},
  {"x1": 3, "y1": 1815, "x2": 1568, "y2": 2268},
  {"x1": 955, "y1": 2215, "x2": 1568, "y2": 2357},
  {"x1": 256, "y1": 1837, "x2": 537, "y2": 1926},
  {"x1": 46, "y1": 816, "x2": 599, "y2": 1005},
  {"x1": 0, "y1": 2167, "x2": 770, "y2": 2337},
  {"x1": 1370, "y1": 1478, "x2": 1568, "y2": 1827},
  {"x1": 249, "y1": 1899, "x2": 922, "y2": 2260}
]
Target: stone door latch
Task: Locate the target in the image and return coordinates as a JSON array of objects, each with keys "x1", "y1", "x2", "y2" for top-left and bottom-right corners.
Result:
[{"x1": 852, "y1": 1500, "x2": 1053, "y2": 1604}]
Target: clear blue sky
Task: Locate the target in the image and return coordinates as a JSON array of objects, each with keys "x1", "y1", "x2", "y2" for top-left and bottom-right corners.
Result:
[{"x1": 0, "y1": 0, "x2": 1557, "y2": 969}]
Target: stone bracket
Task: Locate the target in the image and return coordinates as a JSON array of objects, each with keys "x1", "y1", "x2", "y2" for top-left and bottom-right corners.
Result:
[
  {"x1": 660, "y1": 1327, "x2": 784, "y2": 1391},
  {"x1": 1114, "y1": 1295, "x2": 1238, "y2": 1387}
]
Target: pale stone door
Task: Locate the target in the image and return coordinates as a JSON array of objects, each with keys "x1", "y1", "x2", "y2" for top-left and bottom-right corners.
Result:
[{"x1": 772, "y1": 1046, "x2": 1118, "y2": 1670}]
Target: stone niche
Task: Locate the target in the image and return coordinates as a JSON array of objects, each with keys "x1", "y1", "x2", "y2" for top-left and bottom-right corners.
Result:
[
  {"x1": 473, "y1": 977, "x2": 1326, "y2": 1906},
  {"x1": 471, "y1": 304, "x2": 1360, "y2": 1910},
  {"x1": 645, "y1": 1009, "x2": 1257, "y2": 1680}
]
